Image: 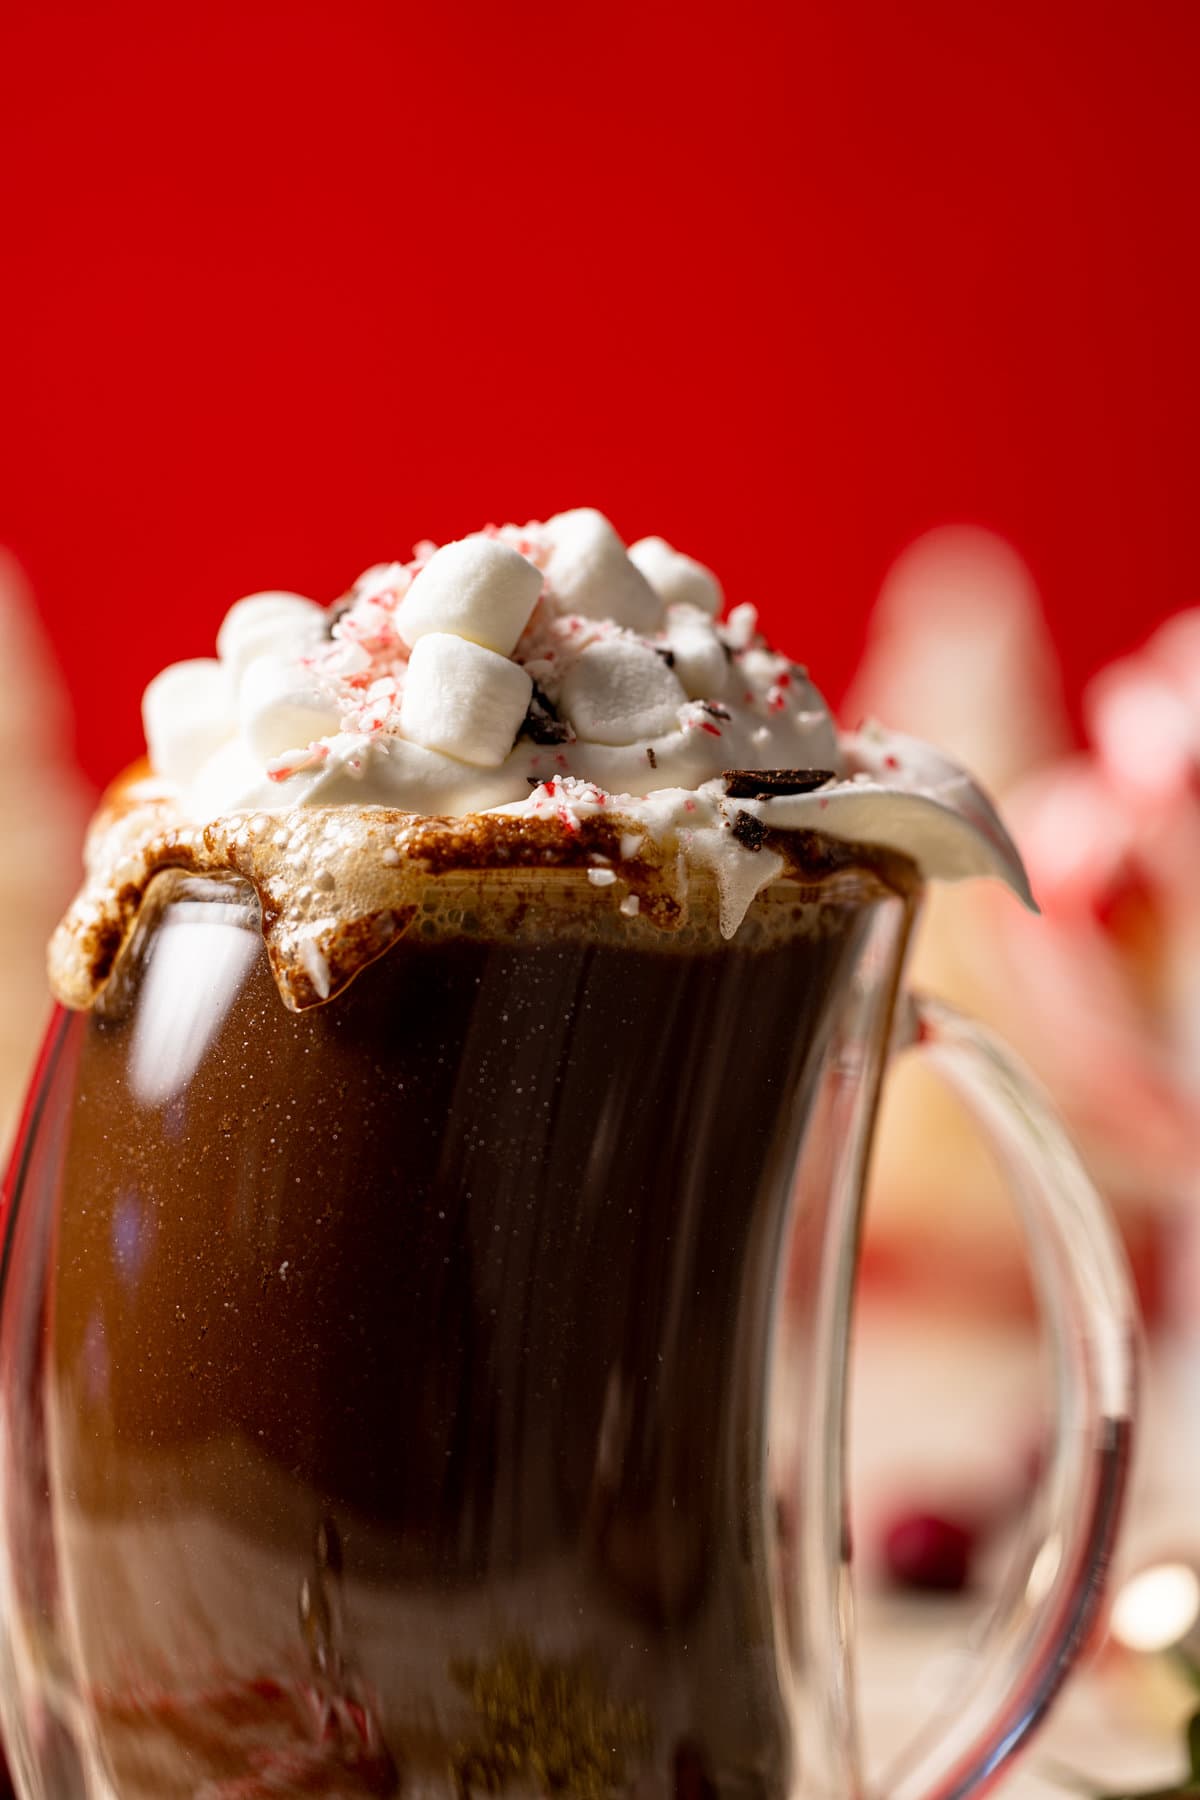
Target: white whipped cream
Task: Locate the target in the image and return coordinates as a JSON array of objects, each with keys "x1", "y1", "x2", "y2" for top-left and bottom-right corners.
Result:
[{"x1": 140, "y1": 507, "x2": 1033, "y2": 922}]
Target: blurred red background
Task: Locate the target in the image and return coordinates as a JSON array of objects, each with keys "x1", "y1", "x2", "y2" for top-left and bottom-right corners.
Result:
[{"x1": 1, "y1": 0, "x2": 1197, "y2": 790}]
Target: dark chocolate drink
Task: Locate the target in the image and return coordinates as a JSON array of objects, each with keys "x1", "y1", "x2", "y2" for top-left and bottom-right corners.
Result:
[{"x1": 6, "y1": 865, "x2": 914, "y2": 1798}]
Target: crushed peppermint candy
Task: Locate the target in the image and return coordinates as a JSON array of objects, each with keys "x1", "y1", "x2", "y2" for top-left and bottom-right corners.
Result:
[{"x1": 267, "y1": 744, "x2": 331, "y2": 783}]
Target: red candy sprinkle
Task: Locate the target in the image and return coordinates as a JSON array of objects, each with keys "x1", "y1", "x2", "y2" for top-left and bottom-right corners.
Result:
[{"x1": 266, "y1": 743, "x2": 330, "y2": 783}]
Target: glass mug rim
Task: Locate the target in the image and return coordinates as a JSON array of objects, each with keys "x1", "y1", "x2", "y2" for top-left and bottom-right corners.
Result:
[{"x1": 122, "y1": 855, "x2": 923, "y2": 948}]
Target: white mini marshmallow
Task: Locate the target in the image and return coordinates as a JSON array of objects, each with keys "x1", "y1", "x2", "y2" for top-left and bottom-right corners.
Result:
[
  {"x1": 217, "y1": 592, "x2": 326, "y2": 689},
  {"x1": 541, "y1": 509, "x2": 662, "y2": 634},
  {"x1": 559, "y1": 638, "x2": 686, "y2": 746},
  {"x1": 396, "y1": 536, "x2": 542, "y2": 656},
  {"x1": 723, "y1": 602, "x2": 760, "y2": 651},
  {"x1": 664, "y1": 603, "x2": 730, "y2": 701},
  {"x1": 399, "y1": 633, "x2": 533, "y2": 767},
  {"x1": 143, "y1": 659, "x2": 237, "y2": 786},
  {"x1": 239, "y1": 653, "x2": 343, "y2": 762},
  {"x1": 628, "y1": 536, "x2": 722, "y2": 617}
]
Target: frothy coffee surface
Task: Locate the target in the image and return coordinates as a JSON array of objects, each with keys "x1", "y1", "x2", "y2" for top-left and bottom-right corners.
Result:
[{"x1": 50, "y1": 507, "x2": 1032, "y2": 1011}]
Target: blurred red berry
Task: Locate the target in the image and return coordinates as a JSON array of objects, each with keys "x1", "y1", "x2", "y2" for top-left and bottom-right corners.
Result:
[{"x1": 883, "y1": 1511, "x2": 975, "y2": 1593}]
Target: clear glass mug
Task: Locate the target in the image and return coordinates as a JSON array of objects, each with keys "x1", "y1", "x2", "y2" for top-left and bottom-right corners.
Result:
[{"x1": 0, "y1": 861, "x2": 1134, "y2": 1799}]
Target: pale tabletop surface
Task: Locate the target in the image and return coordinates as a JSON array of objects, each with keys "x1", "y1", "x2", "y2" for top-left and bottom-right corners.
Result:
[{"x1": 850, "y1": 1305, "x2": 1198, "y2": 1796}]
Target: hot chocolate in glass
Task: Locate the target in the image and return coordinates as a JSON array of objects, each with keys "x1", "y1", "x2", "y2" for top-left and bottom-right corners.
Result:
[{"x1": 0, "y1": 513, "x2": 1133, "y2": 1799}]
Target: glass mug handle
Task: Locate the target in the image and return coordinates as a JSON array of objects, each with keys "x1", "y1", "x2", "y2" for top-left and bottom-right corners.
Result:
[{"x1": 843, "y1": 991, "x2": 1138, "y2": 1800}]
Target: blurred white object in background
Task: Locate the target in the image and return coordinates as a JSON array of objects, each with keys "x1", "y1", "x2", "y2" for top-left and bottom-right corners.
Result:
[
  {"x1": 848, "y1": 534, "x2": 1200, "y2": 1786},
  {"x1": 0, "y1": 550, "x2": 87, "y2": 1156},
  {"x1": 1013, "y1": 611, "x2": 1200, "y2": 1341},
  {"x1": 845, "y1": 525, "x2": 1070, "y2": 791},
  {"x1": 849, "y1": 527, "x2": 1074, "y2": 1291},
  {"x1": 1086, "y1": 614, "x2": 1200, "y2": 1088},
  {"x1": 854, "y1": 523, "x2": 1200, "y2": 1327}
]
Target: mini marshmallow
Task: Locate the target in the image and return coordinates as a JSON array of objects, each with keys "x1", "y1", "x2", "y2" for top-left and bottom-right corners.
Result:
[
  {"x1": 664, "y1": 603, "x2": 730, "y2": 701},
  {"x1": 399, "y1": 633, "x2": 532, "y2": 767},
  {"x1": 628, "y1": 536, "x2": 723, "y2": 617},
  {"x1": 723, "y1": 602, "x2": 760, "y2": 651},
  {"x1": 559, "y1": 637, "x2": 686, "y2": 746},
  {"x1": 239, "y1": 653, "x2": 343, "y2": 762},
  {"x1": 396, "y1": 536, "x2": 542, "y2": 657},
  {"x1": 217, "y1": 592, "x2": 326, "y2": 689},
  {"x1": 541, "y1": 509, "x2": 662, "y2": 634},
  {"x1": 143, "y1": 659, "x2": 237, "y2": 786}
]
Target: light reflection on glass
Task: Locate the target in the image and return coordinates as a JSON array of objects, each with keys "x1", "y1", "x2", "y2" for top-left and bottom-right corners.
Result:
[{"x1": 128, "y1": 903, "x2": 257, "y2": 1108}]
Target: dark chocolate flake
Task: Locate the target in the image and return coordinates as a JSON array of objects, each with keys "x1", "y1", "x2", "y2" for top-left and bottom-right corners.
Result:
[
  {"x1": 520, "y1": 682, "x2": 575, "y2": 747},
  {"x1": 646, "y1": 746, "x2": 658, "y2": 769},
  {"x1": 323, "y1": 597, "x2": 354, "y2": 638},
  {"x1": 730, "y1": 811, "x2": 768, "y2": 852},
  {"x1": 655, "y1": 646, "x2": 677, "y2": 669},
  {"x1": 722, "y1": 768, "x2": 836, "y2": 800}
]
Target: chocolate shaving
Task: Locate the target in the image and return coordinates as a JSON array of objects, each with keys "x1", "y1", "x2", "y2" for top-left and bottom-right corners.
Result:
[
  {"x1": 655, "y1": 646, "x2": 676, "y2": 669},
  {"x1": 722, "y1": 768, "x2": 836, "y2": 800},
  {"x1": 520, "y1": 683, "x2": 575, "y2": 747},
  {"x1": 730, "y1": 811, "x2": 768, "y2": 852},
  {"x1": 700, "y1": 702, "x2": 732, "y2": 721},
  {"x1": 323, "y1": 597, "x2": 354, "y2": 638},
  {"x1": 646, "y1": 747, "x2": 658, "y2": 769}
]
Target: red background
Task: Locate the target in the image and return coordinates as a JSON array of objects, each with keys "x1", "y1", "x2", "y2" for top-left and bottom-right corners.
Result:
[{"x1": 1, "y1": 0, "x2": 1197, "y2": 790}]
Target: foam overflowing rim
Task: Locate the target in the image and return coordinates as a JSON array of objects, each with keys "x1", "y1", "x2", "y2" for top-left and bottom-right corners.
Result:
[{"x1": 50, "y1": 768, "x2": 930, "y2": 1014}]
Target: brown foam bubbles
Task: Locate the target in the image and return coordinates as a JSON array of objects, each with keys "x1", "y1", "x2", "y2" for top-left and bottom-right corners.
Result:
[{"x1": 49, "y1": 766, "x2": 919, "y2": 1015}]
